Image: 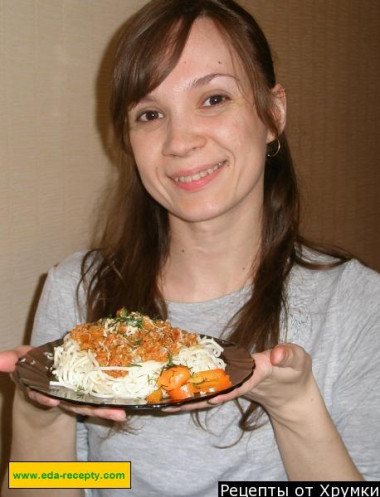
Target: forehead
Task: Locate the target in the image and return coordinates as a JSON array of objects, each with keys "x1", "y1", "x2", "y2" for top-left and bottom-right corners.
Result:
[{"x1": 153, "y1": 18, "x2": 247, "y2": 92}]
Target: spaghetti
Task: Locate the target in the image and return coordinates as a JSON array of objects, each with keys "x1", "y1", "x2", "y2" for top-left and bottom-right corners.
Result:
[{"x1": 51, "y1": 309, "x2": 226, "y2": 400}]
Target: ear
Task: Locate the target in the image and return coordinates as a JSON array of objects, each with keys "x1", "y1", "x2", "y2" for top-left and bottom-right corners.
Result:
[{"x1": 266, "y1": 83, "x2": 287, "y2": 143}]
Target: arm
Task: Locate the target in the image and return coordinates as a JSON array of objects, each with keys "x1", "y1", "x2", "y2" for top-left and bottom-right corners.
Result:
[
  {"x1": 174, "y1": 263, "x2": 380, "y2": 480},
  {"x1": 254, "y1": 346, "x2": 362, "y2": 481},
  {"x1": 3, "y1": 390, "x2": 83, "y2": 497},
  {"x1": 2, "y1": 254, "x2": 128, "y2": 495},
  {"x1": 0, "y1": 348, "x2": 126, "y2": 497},
  {"x1": 176, "y1": 344, "x2": 363, "y2": 480},
  {"x1": 0, "y1": 347, "x2": 83, "y2": 497},
  {"x1": 265, "y1": 261, "x2": 380, "y2": 480}
]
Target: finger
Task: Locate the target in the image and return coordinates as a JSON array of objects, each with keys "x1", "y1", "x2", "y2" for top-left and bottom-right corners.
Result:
[
  {"x1": 26, "y1": 388, "x2": 127, "y2": 421},
  {"x1": 28, "y1": 390, "x2": 61, "y2": 408},
  {"x1": 0, "y1": 346, "x2": 33, "y2": 373},
  {"x1": 179, "y1": 400, "x2": 214, "y2": 411},
  {"x1": 60, "y1": 403, "x2": 127, "y2": 422},
  {"x1": 207, "y1": 382, "x2": 251, "y2": 404},
  {"x1": 207, "y1": 394, "x2": 228, "y2": 405},
  {"x1": 89, "y1": 408, "x2": 126, "y2": 422},
  {"x1": 270, "y1": 343, "x2": 310, "y2": 371},
  {"x1": 32, "y1": 396, "x2": 126, "y2": 421},
  {"x1": 162, "y1": 399, "x2": 213, "y2": 412}
]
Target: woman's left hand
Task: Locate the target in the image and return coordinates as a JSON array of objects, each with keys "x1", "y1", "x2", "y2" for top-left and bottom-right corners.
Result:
[{"x1": 166, "y1": 343, "x2": 315, "y2": 422}]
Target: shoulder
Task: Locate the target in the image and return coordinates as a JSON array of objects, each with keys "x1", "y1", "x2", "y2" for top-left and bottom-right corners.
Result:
[
  {"x1": 45, "y1": 249, "x2": 102, "y2": 296},
  {"x1": 326, "y1": 259, "x2": 380, "y2": 330},
  {"x1": 336, "y1": 258, "x2": 380, "y2": 301},
  {"x1": 288, "y1": 252, "x2": 380, "y2": 347},
  {"x1": 291, "y1": 247, "x2": 380, "y2": 303},
  {"x1": 287, "y1": 252, "x2": 380, "y2": 389},
  {"x1": 48, "y1": 250, "x2": 96, "y2": 283}
]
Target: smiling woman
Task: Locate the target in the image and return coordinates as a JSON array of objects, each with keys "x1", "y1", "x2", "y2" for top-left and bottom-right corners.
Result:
[
  {"x1": 127, "y1": 19, "x2": 279, "y2": 225},
  {"x1": 1, "y1": 0, "x2": 380, "y2": 495}
]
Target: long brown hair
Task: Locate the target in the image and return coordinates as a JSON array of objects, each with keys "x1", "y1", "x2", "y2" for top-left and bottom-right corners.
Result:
[{"x1": 81, "y1": 0, "x2": 350, "y2": 431}]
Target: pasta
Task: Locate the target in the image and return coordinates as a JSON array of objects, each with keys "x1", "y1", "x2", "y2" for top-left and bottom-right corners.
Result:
[{"x1": 51, "y1": 309, "x2": 227, "y2": 400}]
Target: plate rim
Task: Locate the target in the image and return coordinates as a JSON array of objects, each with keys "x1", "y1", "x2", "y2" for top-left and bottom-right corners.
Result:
[{"x1": 16, "y1": 335, "x2": 255, "y2": 410}]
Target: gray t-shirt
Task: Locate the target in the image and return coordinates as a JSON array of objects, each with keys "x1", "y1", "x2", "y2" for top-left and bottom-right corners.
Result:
[{"x1": 31, "y1": 251, "x2": 380, "y2": 494}]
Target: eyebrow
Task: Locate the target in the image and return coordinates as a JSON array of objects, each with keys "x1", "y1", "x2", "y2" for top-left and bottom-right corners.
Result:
[
  {"x1": 133, "y1": 73, "x2": 239, "y2": 107},
  {"x1": 190, "y1": 72, "x2": 239, "y2": 88}
]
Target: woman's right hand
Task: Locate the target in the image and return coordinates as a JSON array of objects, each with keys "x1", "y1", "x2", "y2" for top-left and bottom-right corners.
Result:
[
  {"x1": 0, "y1": 347, "x2": 127, "y2": 422},
  {"x1": 0, "y1": 345, "x2": 33, "y2": 373}
]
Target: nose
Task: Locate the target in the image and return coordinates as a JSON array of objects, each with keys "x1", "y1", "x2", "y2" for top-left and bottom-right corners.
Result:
[{"x1": 162, "y1": 115, "x2": 206, "y2": 157}]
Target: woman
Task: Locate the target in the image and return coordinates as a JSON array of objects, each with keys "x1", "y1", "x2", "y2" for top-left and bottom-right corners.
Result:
[{"x1": 2, "y1": 0, "x2": 380, "y2": 495}]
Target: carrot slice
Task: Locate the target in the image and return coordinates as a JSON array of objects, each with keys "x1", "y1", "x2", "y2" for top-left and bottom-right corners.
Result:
[
  {"x1": 156, "y1": 366, "x2": 191, "y2": 391},
  {"x1": 168, "y1": 382, "x2": 196, "y2": 401},
  {"x1": 146, "y1": 389, "x2": 163, "y2": 403},
  {"x1": 189, "y1": 369, "x2": 226, "y2": 385},
  {"x1": 193, "y1": 373, "x2": 232, "y2": 394}
]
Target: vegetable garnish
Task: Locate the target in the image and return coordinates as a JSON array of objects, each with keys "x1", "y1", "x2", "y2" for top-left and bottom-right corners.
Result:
[
  {"x1": 153, "y1": 366, "x2": 232, "y2": 401},
  {"x1": 51, "y1": 309, "x2": 229, "y2": 402}
]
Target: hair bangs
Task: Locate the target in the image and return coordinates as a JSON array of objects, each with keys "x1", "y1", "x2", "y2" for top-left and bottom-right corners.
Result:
[
  {"x1": 127, "y1": 20, "x2": 194, "y2": 108},
  {"x1": 112, "y1": 11, "x2": 198, "y2": 153},
  {"x1": 112, "y1": 0, "x2": 280, "y2": 152}
]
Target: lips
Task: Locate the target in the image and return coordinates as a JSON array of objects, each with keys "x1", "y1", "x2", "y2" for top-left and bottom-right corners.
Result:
[{"x1": 173, "y1": 160, "x2": 227, "y2": 184}]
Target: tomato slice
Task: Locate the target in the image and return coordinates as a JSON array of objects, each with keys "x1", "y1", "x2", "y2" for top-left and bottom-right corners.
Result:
[
  {"x1": 167, "y1": 382, "x2": 196, "y2": 401},
  {"x1": 156, "y1": 366, "x2": 191, "y2": 391},
  {"x1": 145, "y1": 388, "x2": 163, "y2": 403}
]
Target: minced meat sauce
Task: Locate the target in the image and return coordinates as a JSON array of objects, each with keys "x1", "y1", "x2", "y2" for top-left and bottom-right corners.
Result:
[{"x1": 69, "y1": 310, "x2": 197, "y2": 378}]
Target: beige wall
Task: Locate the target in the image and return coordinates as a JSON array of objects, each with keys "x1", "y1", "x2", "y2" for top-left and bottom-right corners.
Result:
[
  {"x1": 1, "y1": 0, "x2": 379, "y2": 477},
  {"x1": 0, "y1": 0, "x2": 148, "y2": 477},
  {"x1": 241, "y1": 0, "x2": 380, "y2": 266}
]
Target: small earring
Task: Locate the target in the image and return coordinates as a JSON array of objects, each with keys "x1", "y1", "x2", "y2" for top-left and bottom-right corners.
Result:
[{"x1": 267, "y1": 138, "x2": 281, "y2": 158}]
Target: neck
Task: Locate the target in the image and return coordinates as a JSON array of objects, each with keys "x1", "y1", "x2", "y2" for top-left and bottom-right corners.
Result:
[{"x1": 161, "y1": 208, "x2": 261, "y2": 302}]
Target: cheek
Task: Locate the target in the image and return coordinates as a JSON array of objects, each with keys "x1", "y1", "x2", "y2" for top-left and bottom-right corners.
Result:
[
  {"x1": 229, "y1": 124, "x2": 268, "y2": 164},
  {"x1": 228, "y1": 116, "x2": 269, "y2": 189},
  {"x1": 132, "y1": 153, "x2": 165, "y2": 204},
  {"x1": 136, "y1": 165, "x2": 159, "y2": 198},
  {"x1": 130, "y1": 140, "x2": 155, "y2": 181},
  {"x1": 129, "y1": 135, "x2": 145, "y2": 164},
  {"x1": 129, "y1": 130, "x2": 166, "y2": 185},
  {"x1": 220, "y1": 108, "x2": 268, "y2": 148}
]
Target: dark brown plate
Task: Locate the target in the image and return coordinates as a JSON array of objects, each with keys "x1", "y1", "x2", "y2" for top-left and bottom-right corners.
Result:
[{"x1": 14, "y1": 336, "x2": 255, "y2": 409}]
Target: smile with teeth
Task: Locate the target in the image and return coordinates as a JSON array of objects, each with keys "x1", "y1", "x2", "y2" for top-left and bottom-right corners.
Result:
[{"x1": 174, "y1": 161, "x2": 227, "y2": 183}]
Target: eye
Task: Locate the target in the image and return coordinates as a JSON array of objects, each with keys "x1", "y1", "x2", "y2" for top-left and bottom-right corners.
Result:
[
  {"x1": 137, "y1": 110, "x2": 164, "y2": 122},
  {"x1": 203, "y1": 94, "x2": 230, "y2": 107}
]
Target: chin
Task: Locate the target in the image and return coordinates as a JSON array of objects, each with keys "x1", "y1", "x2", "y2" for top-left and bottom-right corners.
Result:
[{"x1": 169, "y1": 203, "x2": 229, "y2": 224}]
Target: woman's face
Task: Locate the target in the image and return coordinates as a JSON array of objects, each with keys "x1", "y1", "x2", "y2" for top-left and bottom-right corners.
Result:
[{"x1": 128, "y1": 18, "x2": 279, "y2": 226}]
